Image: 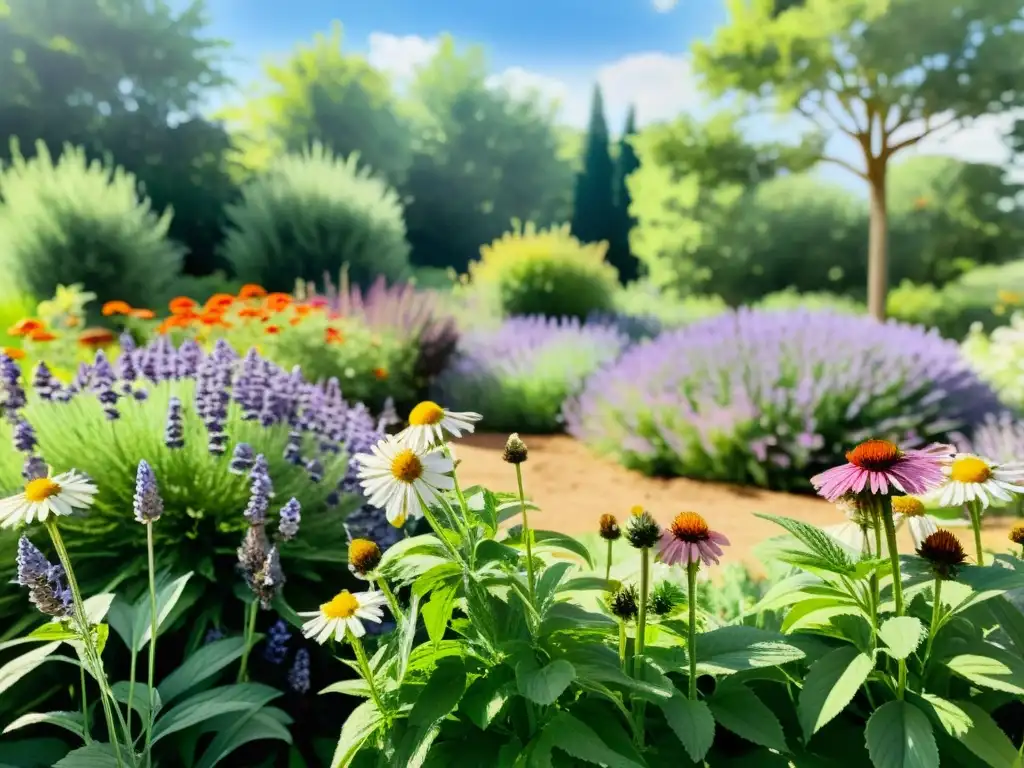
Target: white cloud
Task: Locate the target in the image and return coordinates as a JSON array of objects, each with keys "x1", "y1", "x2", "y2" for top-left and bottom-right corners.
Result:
[
  {"x1": 909, "y1": 111, "x2": 1020, "y2": 167},
  {"x1": 366, "y1": 33, "x2": 439, "y2": 83},
  {"x1": 486, "y1": 67, "x2": 569, "y2": 105},
  {"x1": 652, "y1": 0, "x2": 680, "y2": 11}
]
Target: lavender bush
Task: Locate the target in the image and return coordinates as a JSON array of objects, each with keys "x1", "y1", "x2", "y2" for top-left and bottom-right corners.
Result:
[
  {"x1": 566, "y1": 309, "x2": 1003, "y2": 490},
  {"x1": 0, "y1": 336, "x2": 388, "y2": 605},
  {"x1": 433, "y1": 315, "x2": 630, "y2": 432}
]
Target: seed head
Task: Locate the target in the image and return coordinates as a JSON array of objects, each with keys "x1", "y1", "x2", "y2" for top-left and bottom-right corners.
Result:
[
  {"x1": 598, "y1": 513, "x2": 621, "y2": 541},
  {"x1": 609, "y1": 584, "x2": 639, "y2": 621},
  {"x1": 625, "y1": 510, "x2": 661, "y2": 550},
  {"x1": 502, "y1": 433, "x2": 528, "y2": 464},
  {"x1": 650, "y1": 581, "x2": 683, "y2": 616},
  {"x1": 348, "y1": 538, "x2": 382, "y2": 576},
  {"x1": 916, "y1": 529, "x2": 968, "y2": 580},
  {"x1": 1009, "y1": 523, "x2": 1024, "y2": 547}
]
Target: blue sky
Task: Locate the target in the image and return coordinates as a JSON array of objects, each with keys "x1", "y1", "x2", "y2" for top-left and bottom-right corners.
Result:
[{"x1": 188, "y1": 0, "x2": 1012, "y2": 190}]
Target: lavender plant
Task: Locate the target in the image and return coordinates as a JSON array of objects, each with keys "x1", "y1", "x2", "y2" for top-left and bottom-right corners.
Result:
[
  {"x1": 566, "y1": 309, "x2": 1003, "y2": 490},
  {"x1": 433, "y1": 315, "x2": 630, "y2": 432}
]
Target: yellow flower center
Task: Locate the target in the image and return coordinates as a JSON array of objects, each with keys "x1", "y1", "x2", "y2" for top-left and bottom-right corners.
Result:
[
  {"x1": 629, "y1": 505, "x2": 644, "y2": 517},
  {"x1": 348, "y1": 538, "x2": 382, "y2": 574},
  {"x1": 25, "y1": 478, "x2": 61, "y2": 503},
  {"x1": 949, "y1": 457, "x2": 992, "y2": 484},
  {"x1": 321, "y1": 591, "x2": 360, "y2": 619},
  {"x1": 408, "y1": 401, "x2": 445, "y2": 426},
  {"x1": 891, "y1": 496, "x2": 926, "y2": 518},
  {"x1": 390, "y1": 449, "x2": 423, "y2": 483}
]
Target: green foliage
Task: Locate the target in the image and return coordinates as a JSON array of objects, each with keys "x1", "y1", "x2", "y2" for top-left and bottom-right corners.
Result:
[
  {"x1": 468, "y1": 222, "x2": 619, "y2": 320},
  {"x1": 570, "y1": 85, "x2": 616, "y2": 250},
  {"x1": 220, "y1": 142, "x2": 411, "y2": 292},
  {"x1": 962, "y1": 311, "x2": 1024, "y2": 408},
  {"x1": 609, "y1": 106, "x2": 641, "y2": 284},
  {"x1": 221, "y1": 22, "x2": 411, "y2": 186},
  {"x1": 401, "y1": 36, "x2": 574, "y2": 273},
  {"x1": 755, "y1": 288, "x2": 865, "y2": 315},
  {"x1": 613, "y1": 281, "x2": 728, "y2": 328},
  {"x1": 0, "y1": 140, "x2": 185, "y2": 311},
  {"x1": 0, "y1": 292, "x2": 36, "y2": 348}
]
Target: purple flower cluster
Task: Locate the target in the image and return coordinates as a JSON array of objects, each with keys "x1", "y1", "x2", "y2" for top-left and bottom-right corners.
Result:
[
  {"x1": 287, "y1": 647, "x2": 310, "y2": 693},
  {"x1": 432, "y1": 315, "x2": 630, "y2": 433},
  {"x1": 263, "y1": 618, "x2": 292, "y2": 664},
  {"x1": 566, "y1": 309, "x2": 1003, "y2": 490},
  {"x1": 16, "y1": 536, "x2": 72, "y2": 618}
]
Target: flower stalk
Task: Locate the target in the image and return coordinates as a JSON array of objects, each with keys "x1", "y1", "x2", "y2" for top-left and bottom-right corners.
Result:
[
  {"x1": 237, "y1": 600, "x2": 259, "y2": 683},
  {"x1": 687, "y1": 561, "x2": 699, "y2": 700},
  {"x1": 143, "y1": 522, "x2": 158, "y2": 757}
]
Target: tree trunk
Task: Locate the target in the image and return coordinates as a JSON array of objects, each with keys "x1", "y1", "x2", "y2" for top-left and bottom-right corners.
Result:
[{"x1": 866, "y1": 162, "x2": 889, "y2": 321}]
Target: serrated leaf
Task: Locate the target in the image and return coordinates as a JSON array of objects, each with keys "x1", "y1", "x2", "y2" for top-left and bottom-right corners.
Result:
[
  {"x1": 707, "y1": 685, "x2": 788, "y2": 753},
  {"x1": 516, "y1": 658, "x2": 576, "y2": 706},
  {"x1": 421, "y1": 584, "x2": 456, "y2": 648},
  {"x1": 755, "y1": 514, "x2": 856, "y2": 574},
  {"x1": 694, "y1": 625, "x2": 806, "y2": 674},
  {"x1": 658, "y1": 695, "x2": 716, "y2": 763},
  {"x1": 151, "y1": 683, "x2": 280, "y2": 743},
  {"x1": 865, "y1": 701, "x2": 938, "y2": 768},
  {"x1": 540, "y1": 711, "x2": 644, "y2": 768},
  {"x1": 955, "y1": 700, "x2": 1023, "y2": 768},
  {"x1": 157, "y1": 636, "x2": 247, "y2": 706},
  {"x1": 913, "y1": 693, "x2": 971, "y2": 738},
  {"x1": 329, "y1": 699, "x2": 385, "y2": 768},
  {"x1": 2, "y1": 711, "x2": 85, "y2": 739},
  {"x1": 798, "y1": 646, "x2": 874, "y2": 739},
  {"x1": 944, "y1": 653, "x2": 1024, "y2": 694},
  {"x1": 878, "y1": 617, "x2": 925, "y2": 660},
  {"x1": 409, "y1": 657, "x2": 466, "y2": 728}
]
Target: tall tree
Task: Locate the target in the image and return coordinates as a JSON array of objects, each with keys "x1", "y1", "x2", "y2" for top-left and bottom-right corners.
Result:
[
  {"x1": 219, "y1": 22, "x2": 412, "y2": 185},
  {"x1": 608, "y1": 105, "x2": 641, "y2": 283},
  {"x1": 571, "y1": 85, "x2": 616, "y2": 250},
  {"x1": 693, "y1": 0, "x2": 1024, "y2": 319}
]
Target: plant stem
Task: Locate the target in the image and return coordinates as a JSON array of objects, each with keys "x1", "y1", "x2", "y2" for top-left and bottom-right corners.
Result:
[
  {"x1": 687, "y1": 562, "x2": 698, "y2": 700},
  {"x1": 416, "y1": 490, "x2": 463, "y2": 564},
  {"x1": 46, "y1": 522, "x2": 125, "y2": 767},
  {"x1": 923, "y1": 577, "x2": 943, "y2": 664},
  {"x1": 618, "y1": 621, "x2": 627, "y2": 671},
  {"x1": 80, "y1": 665, "x2": 92, "y2": 744},
  {"x1": 515, "y1": 463, "x2": 536, "y2": 608},
  {"x1": 635, "y1": 548, "x2": 650, "y2": 674},
  {"x1": 605, "y1": 540, "x2": 613, "y2": 584},
  {"x1": 125, "y1": 653, "x2": 135, "y2": 741},
  {"x1": 143, "y1": 523, "x2": 158, "y2": 763},
  {"x1": 375, "y1": 577, "x2": 403, "y2": 624},
  {"x1": 966, "y1": 501, "x2": 985, "y2": 565},
  {"x1": 350, "y1": 634, "x2": 389, "y2": 725},
  {"x1": 879, "y1": 497, "x2": 906, "y2": 700},
  {"x1": 237, "y1": 600, "x2": 258, "y2": 683}
]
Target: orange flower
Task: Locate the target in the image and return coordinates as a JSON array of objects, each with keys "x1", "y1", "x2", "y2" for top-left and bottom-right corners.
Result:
[
  {"x1": 155, "y1": 320, "x2": 173, "y2": 335},
  {"x1": 238, "y1": 284, "x2": 267, "y2": 300},
  {"x1": 131, "y1": 309, "x2": 155, "y2": 320},
  {"x1": 78, "y1": 327, "x2": 116, "y2": 347},
  {"x1": 8, "y1": 318, "x2": 43, "y2": 337},
  {"x1": 169, "y1": 297, "x2": 197, "y2": 315},
  {"x1": 28, "y1": 329, "x2": 57, "y2": 342},
  {"x1": 2, "y1": 346, "x2": 25, "y2": 360},
  {"x1": 238, "y1": 307, "x2": 263, "y2": 319},
  {"x1": 325, "y1": 327, "x2": 344, "y2": 344},
  {"x1": 65, "y1": 316, "x2": 81, "y2": 328},
  {"x1": 199, "y1": 312, "x2": 232, "y2": 329},
  {"x1": 289, "y1": 317, "x2": 302, "y2": 326},
  {"x1": 294, "y1": 305, "x2": 313, "y2": 318},
  {"x1": 101, "y1": 300, "x2": 133, "y2": 316},
  {"x1": 373, "y1": 367, "x2": 388, "y2": 380},
  {"x1": 265, "y1": 324, "x2": 282, "y2": 335},
  {"x1": 265, "y1": 293, "x2": 291, "y2": 312},
  {"x1": 204, "y1": 293, "x2": 235, "y2": 312},
  {"x1": 162, "y1": 314, "x2": 193, "y2": 330}
]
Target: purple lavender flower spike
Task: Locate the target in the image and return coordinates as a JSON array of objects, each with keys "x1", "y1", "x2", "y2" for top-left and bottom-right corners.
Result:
[
  {"x1": 288, "y1": 648, "x2": 310, "y2": 694},
  {"x1": 31, "y1": 362, "x2": 61, "y2": 401},
  {"x1": 164, "y1": 396, "x2": 184, "y2": 449},
  {"x1": 229, "y1": 443, "x2": 255, "y2": 475},
  {"x1": 13, "y1": 419, "x2": 36, "y2": 453},
  {"x1": 16, "y1": 536, "x2": 73, "y2": 618},
  {"x1": 0, "y1": 353, "x2": 26, "y2": 415},
  {"x1": 277, "y1": 498, "x2": 301, "y2": 541},
  {"x1": 177, "y1": 339, "x2": 202, "y2": 378},
  {"x1": 133, "y1": 459, "x2": 164, "y2": 523},
  {"x1": 263, "y1": 619, "x2": 291, "y2": 664},
  {"x1": 203, "y1": 627, "x2": 225, "y2": 645},
  {"x1": 22, "y1": 455, "x2": 47, "y2": 481},
  {"x1": 283, "y1": 430, "x2": 302, "y2": 464},
  {"x1": 243, "y1": 455, "x2": 272, "y2": 524},
  {"x1": 91, "y1": 351, "x2": 116, "y2": 387},
  {"x1": 305, "y1": 458, "x2": 323, "y2": 483}
]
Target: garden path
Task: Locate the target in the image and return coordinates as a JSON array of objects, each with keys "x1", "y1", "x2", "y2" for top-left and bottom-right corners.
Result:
[{"x1": 455, "y1": 433, "x2": 1019, "y2": 576}]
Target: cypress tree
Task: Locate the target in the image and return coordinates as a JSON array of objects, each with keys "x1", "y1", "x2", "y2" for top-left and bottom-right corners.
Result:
[
  {"x1": 609, "y1": 105, "x2": 640, "y2": 283},
  {"x1": 571, "y1": 85, "x2": 615, "y2": 248}
]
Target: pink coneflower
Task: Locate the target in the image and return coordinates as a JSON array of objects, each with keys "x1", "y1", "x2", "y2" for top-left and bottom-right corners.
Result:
[
  {"x1": 810, "y1": 439, "x2": 952, "y2": 502},
  {"x1": 657, "y1": 512, "x2": 729, "y2": 567}
]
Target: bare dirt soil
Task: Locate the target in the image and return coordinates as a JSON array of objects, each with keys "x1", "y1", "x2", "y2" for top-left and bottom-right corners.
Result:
[{"x1": 455, "y1": 433, "x2": 1019, "y2": 575}]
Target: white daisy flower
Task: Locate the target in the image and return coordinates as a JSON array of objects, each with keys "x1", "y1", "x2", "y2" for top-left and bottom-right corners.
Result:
[
  {"x1": 934, "y1": 453, "x2": 1024, "y2": 509},
  {"x1": 299, "y1": 589, "x2": 388, "y2": 643},
  {"x1": 396, "y1": 400, "x2": 482, "y2": 451},
  {"x1": 355, "y1": 436, "x2": 455, "y2": 527},
  {"x1": 0, "y1": 469, "x2": 98, "y2": 529},
  {"x1": 825, "y1": 495, "x2": 937, "y2": 554}
]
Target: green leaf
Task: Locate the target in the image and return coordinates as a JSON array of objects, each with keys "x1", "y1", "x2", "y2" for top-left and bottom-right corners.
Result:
[
  {"x1": 878, "y1": 617, "x2": 925, "y2": 660},
  {"x1": 135, "y1": 572, "x2": 193, "y2": 650},
  {"x1": 460, "y1": 668, "x2": 513, "y2": 731},
  {"x1": 865, "y1": 700, "x2": 938, "y2": 768},
  {"x1": 540, "y1": 711, "x2": 644, "y2": 768},
  {"x1": 0, "y1": 736, "x2": 72, "y2": 766},
  {"x1": 151, "y1": 683, "x2": 281, "y2": 743},
  {"x1": 110, "y1": 681, "x2": 161, "y2": 724},
  {"x1": 955, "y1": 700, "x2": 1023, "y2": 768},
  {"x1": 319, "y1": 679, "x2": 371, "y2": 698},
  {"x1": 2, "y1": 711, "x2": 85, "y2": 739},
  {"x1": 530, "y1": 530, "x2": 594, "y2": 569},
  {"x1": 421, "y1": 584, "x2": 456, "y2": 648},
  {"x1": 693, "y1": 625, "x2": 806, "y2": 674},
  {"x1": 329, "y1": 699, "x2": 385, "y2": 768},
  {"x1": 409, "y1": 657, "x2": 466, "y2": 728},
  {"x1": 81, "y1": 594, "x2": 115, "y2": 625},
  {"x1": 195, "y1": 707, "x2": 293, "y2": 768},
  {"x1": 913, "y1": 693, "x2": 971, "y2": 738},
  {"x1": 944, "y1": 653, "x2": 1024, "y2": 695},
  {"x1": 782, "y1": 599, "x2": 862, "y2": 634},
  {"x1": 540, "y1": 602, "x2": 615, "y2": 635},
  {"x1": 949, "y1": 565, "x2": 1024, "y2": 615},
  {"x1": 798, "y1": 646, "x2": 874, "y2": 739},
  {"x1": 536, "y1": 562, "x2": 574, "y2": 608},
  {"x1": 156, "y1": 636, "x2": 247, "y2": 706},
  {"x1": 26, "y1": 623, "x2": 77, "y2": 643},
  {"x1": 753, "y1": 573, "x2": 826, "y2": 612},
  {"x1": 754, "y1": 514, "x2": 855, "y2": 574},
  {"x1": 516, "y1": 657, "x2": 576, "y2": 706},
  {"x1": 0, "y1": 642, "x2": 61, "y2": 696},
  {"x1": 52, "y1": 742, "x2": 127, "y2": 767},
  {"x1": 707, "y1": 685, "x2": 788, "y2": 753},
  {"x1": 396, "y1": 591, "x2": 421, "y2": 684},
  {"x1": 658, "y1": 695, "x2": 716, "y2": 763}
]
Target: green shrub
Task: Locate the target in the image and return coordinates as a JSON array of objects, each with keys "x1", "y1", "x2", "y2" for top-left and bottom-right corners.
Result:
[
  {"x1": 962, "y1": 312, "x2": 1024, "y2": 409},
  {"x1": 467, "y1": 221, "x2": 618, "y2": 320},
  {"x1": 0, "y1": 140, "x2": 184, "y2": 312},
  {"x1": 164, "y1": 271, "x2": 244, "y2": 305},
  {"x1": 754, "y1": 288, "x2": 865, "y2": 314},
  {"x1": 220, "y1": 142, "x2": 411, "y2": 292},
  {"x1": 614, "y1": 281, "x2": 728, "y2": 328}
]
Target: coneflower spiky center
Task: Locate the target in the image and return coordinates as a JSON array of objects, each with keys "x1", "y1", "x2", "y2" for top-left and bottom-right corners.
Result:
[{"x1": 846, "y1": 440, "x2": 903, "y2": 471}]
